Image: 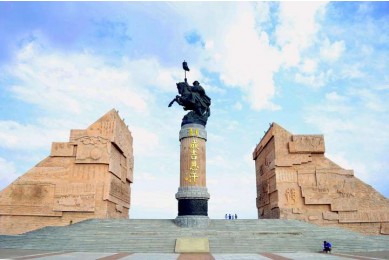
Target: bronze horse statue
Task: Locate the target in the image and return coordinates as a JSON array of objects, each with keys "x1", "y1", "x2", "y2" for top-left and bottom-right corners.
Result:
[{"x1": 168, "y1": 81, "x2": 211, "y2": 126}]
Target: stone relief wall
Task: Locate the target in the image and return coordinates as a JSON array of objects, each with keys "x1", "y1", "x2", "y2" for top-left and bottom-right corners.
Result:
[
  {"x1": 253, "y1": 123, "x2": 389, "y2": 235},
  {"x1": 0, "y1": 109, "x2": 134, "y2": 235}
]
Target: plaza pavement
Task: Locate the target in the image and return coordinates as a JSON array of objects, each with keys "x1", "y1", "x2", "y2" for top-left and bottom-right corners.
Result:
[{"x1": 1, "y1": 249, "x2": 389, "y2": 260}]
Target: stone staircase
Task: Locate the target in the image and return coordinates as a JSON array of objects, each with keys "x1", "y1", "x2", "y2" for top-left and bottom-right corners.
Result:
[{"x1": 1, "y1": 219, "x2": 388, "y2": 253}]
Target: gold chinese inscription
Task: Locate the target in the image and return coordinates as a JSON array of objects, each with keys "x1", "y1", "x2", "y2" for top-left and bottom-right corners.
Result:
[
  {"x1": 187, "y1": 128, "x2": 199, "y2": 137},
  {"x1": 185, "y1": 138, "x2": 199, "y2": 183}
]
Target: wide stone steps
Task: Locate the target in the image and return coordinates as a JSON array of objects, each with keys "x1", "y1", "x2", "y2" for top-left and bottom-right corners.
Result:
[{"x1": 1, "y1": 219, "x2": 388, "y2": 253}]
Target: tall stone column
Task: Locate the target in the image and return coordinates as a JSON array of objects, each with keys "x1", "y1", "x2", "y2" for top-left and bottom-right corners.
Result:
[{"x1": 175, "y1": 123, "x2": 210, "y2": 228}]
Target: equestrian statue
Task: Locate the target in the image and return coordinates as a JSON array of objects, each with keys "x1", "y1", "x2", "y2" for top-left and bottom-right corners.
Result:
[{"x1": 168, "y1": 61, "x2": 211, "y2": 126}]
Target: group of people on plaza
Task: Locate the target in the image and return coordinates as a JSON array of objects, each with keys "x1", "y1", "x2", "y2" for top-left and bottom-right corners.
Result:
[{"x1": 225, "y1": 214, "x2": 238, "y2": 220}]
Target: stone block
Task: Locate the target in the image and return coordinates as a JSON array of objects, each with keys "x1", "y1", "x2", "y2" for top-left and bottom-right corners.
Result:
[
  {"x1": 175, "y1": 237, "x2": 210, "y2": 253},
  {"x1": 276, "y1": 168, "x2": 297, "y2": 183},
  {"x1": 289, "y1": 135, "x2": 325, "y2": 154},
  {"x1": 323, "y1": 211, "x2": 339, "y2": 220},
  {"x1": 331, "y1": 198, "x2": 358, "y2": 212},
  {"x1": 380, "y1": 223, "x2": 389, "y2": 235},
  {"x1": 298, "y1": 170, "x2": 316, "y2": 187},
  {"x1": 339, "y1": 211, "x2": 389, "y2": 223},
  {"x1": 292, "y1": 208, "x2": 302, "y2": 214},
  {"x1": 276, "y1": 154, "x2": 312, "y2": 167},
  {"x1": 51, "y1": 142, "x2": 75, "y2": 157}
]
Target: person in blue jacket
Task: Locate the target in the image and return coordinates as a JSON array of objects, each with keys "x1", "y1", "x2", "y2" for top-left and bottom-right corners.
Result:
[{"x1": 323, "y1": 241, "x2": 332, "y2": 253}]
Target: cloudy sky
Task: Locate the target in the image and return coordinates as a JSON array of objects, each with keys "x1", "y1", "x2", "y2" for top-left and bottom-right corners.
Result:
[{"x1": 0, "y1": 2, "x2": 388, "y2": 219}]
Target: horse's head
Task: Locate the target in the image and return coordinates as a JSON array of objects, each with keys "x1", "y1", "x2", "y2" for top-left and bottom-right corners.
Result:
[{"x1": 176, "y1": 81, "x2": 190, "y2": 95}]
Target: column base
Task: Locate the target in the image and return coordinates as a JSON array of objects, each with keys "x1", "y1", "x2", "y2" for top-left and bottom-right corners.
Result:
[{"x1": 174, "y1": 215, "x2": 210, "y2": 228}]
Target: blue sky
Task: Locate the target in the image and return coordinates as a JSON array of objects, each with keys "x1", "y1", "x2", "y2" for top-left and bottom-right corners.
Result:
[{"x1": 0, "y1": 2, "x2": 388, "y2": 219}]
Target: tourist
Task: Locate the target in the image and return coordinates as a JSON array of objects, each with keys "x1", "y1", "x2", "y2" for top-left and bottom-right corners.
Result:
[
  {"x1": 235, "y1": 214, "x2": 238, "y2": 219},
  {"x1": 231, "y1": 214, "x2": 234, "y2": 220},
  {"x1": 323, "y1": 241, "x2": 332, "y2": 253},
  {"x1": 228, "y1": 214, "x2": 231, "y2": 220},
  {"x1": 225, "y1": 214, "x2": 228, "y2": 220}
]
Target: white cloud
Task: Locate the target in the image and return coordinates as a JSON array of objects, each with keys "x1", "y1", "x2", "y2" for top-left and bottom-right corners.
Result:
[
  {"x1": 208, "y1": 6, "x2": 282, "y2": 111},
  {"x1": 0, "y1": 120, "x2": 67, "y2": 150},
  {"x1": 340, "y1": 64, "x2": 365, "y2": 79},
  {"x1": 277, "y1": 2, "x2": 327, "y2": 67},
  {"x1": 325, "y1": 91, "x2": 346, "y2": 102},
  {"x1": 316, "y1": 92, "x2": 352, "y2": 114},
  {"x1": 168, "y1": 2, "x2": 329, "y2": 111},
  {"x1": 7, "y1": 39, "x2": 182, "y2": 118},
  {"x1": 301, "y1": 58, "x2": 318, "y2": 74},
  {"x1": 254, "y1": 2, "x2": 271, "y2": 25},
  {"x1": 349, "y1": 88, "x2": 387, "y2": 112},
  {"x1": 295, "y1": 70, "x2": 331, "y2": 88},
  {"x1": 320, "y1": 38, "x2": 345, "y2": 62},
  {"x1": 131, "y1": 126, "x2": 160, "y2": 156},
  {"x1": 276, "y1": 2, "x2": 326, "y2": 49},
  {"x1": 210, "y1": 2, "x2": 327, "y2": 110}
]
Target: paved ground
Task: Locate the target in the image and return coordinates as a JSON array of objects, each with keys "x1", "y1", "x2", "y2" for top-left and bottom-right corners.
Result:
[{"x1": 0, "y1": 250, "x2": 388, "y2": 260}]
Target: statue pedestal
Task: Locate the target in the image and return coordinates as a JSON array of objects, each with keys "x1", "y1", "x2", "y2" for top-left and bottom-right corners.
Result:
[{"x1": 175, "y1": 124, "x2": 210, "y2": 228}]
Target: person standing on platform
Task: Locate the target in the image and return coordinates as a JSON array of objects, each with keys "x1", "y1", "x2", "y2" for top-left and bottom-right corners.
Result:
[{"x1": 235, "y1": 214, "x2": 238, "y2": 219}]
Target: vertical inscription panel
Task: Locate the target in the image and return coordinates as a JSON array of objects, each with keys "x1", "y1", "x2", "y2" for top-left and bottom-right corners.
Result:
[
  {"x1": 105, "y1": 176, "x2": 130, "y2": 204},
  {"x1": 180, "y1": 137, "x2": 206, "y2": 187},
  {"x1": 126, "y1": 156, "x2": 134, "y2": 182},
  {"x1": 113, "y1": 120, "x2": 133, "y2": 159},
  {"x1": 109, "y1": 144, "x2": 124, "y2": 179}
]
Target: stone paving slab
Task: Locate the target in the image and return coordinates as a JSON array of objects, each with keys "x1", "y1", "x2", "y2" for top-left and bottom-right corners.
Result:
[
  {"x1": 23, "y1": 252, "x2": 114, "y2": 260},
  {"x1": 0, "y1": 249, "x2": 56, "y2": 259},
  {"x1": 277, "y1": 252, "x2": 364, "y2": 260},
  {"x1": 212, "y1": 254, "x2": 269, "y2": 259},
  {"x1": 124, "y1": 253, "x2": 178, "y2": 260},
  {"x1": 341, "y1": 251, "x2": 389, "y2": 260}
]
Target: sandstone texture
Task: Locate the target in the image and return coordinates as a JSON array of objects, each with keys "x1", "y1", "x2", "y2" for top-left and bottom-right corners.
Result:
[
  {"x1": 0, "y1": 109, "x2": 134, "y2": 235},
  {"x1": 253, "y1": 123, "x2": 389, "y2": 235}
]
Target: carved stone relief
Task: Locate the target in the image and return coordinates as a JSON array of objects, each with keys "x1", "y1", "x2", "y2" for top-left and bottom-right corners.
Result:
[
  {"x1": 276, "y1": 168, "x2": 297, "y2": 183},
  {"x1": 289, "y1": 135, "x2": 325, "y2": 154},
  {"x1": 253, "y1": 123, "x2": 389, "y2": 235},
  {"x1": 109, "y1": 144, "x2": 123, "y2": 179},
  {"x1": 0, "y1": 109, "x2": 134, "y2": 235},
  {"x1": 75, "y1": 136, "x2": 110, "y2": 164}
]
